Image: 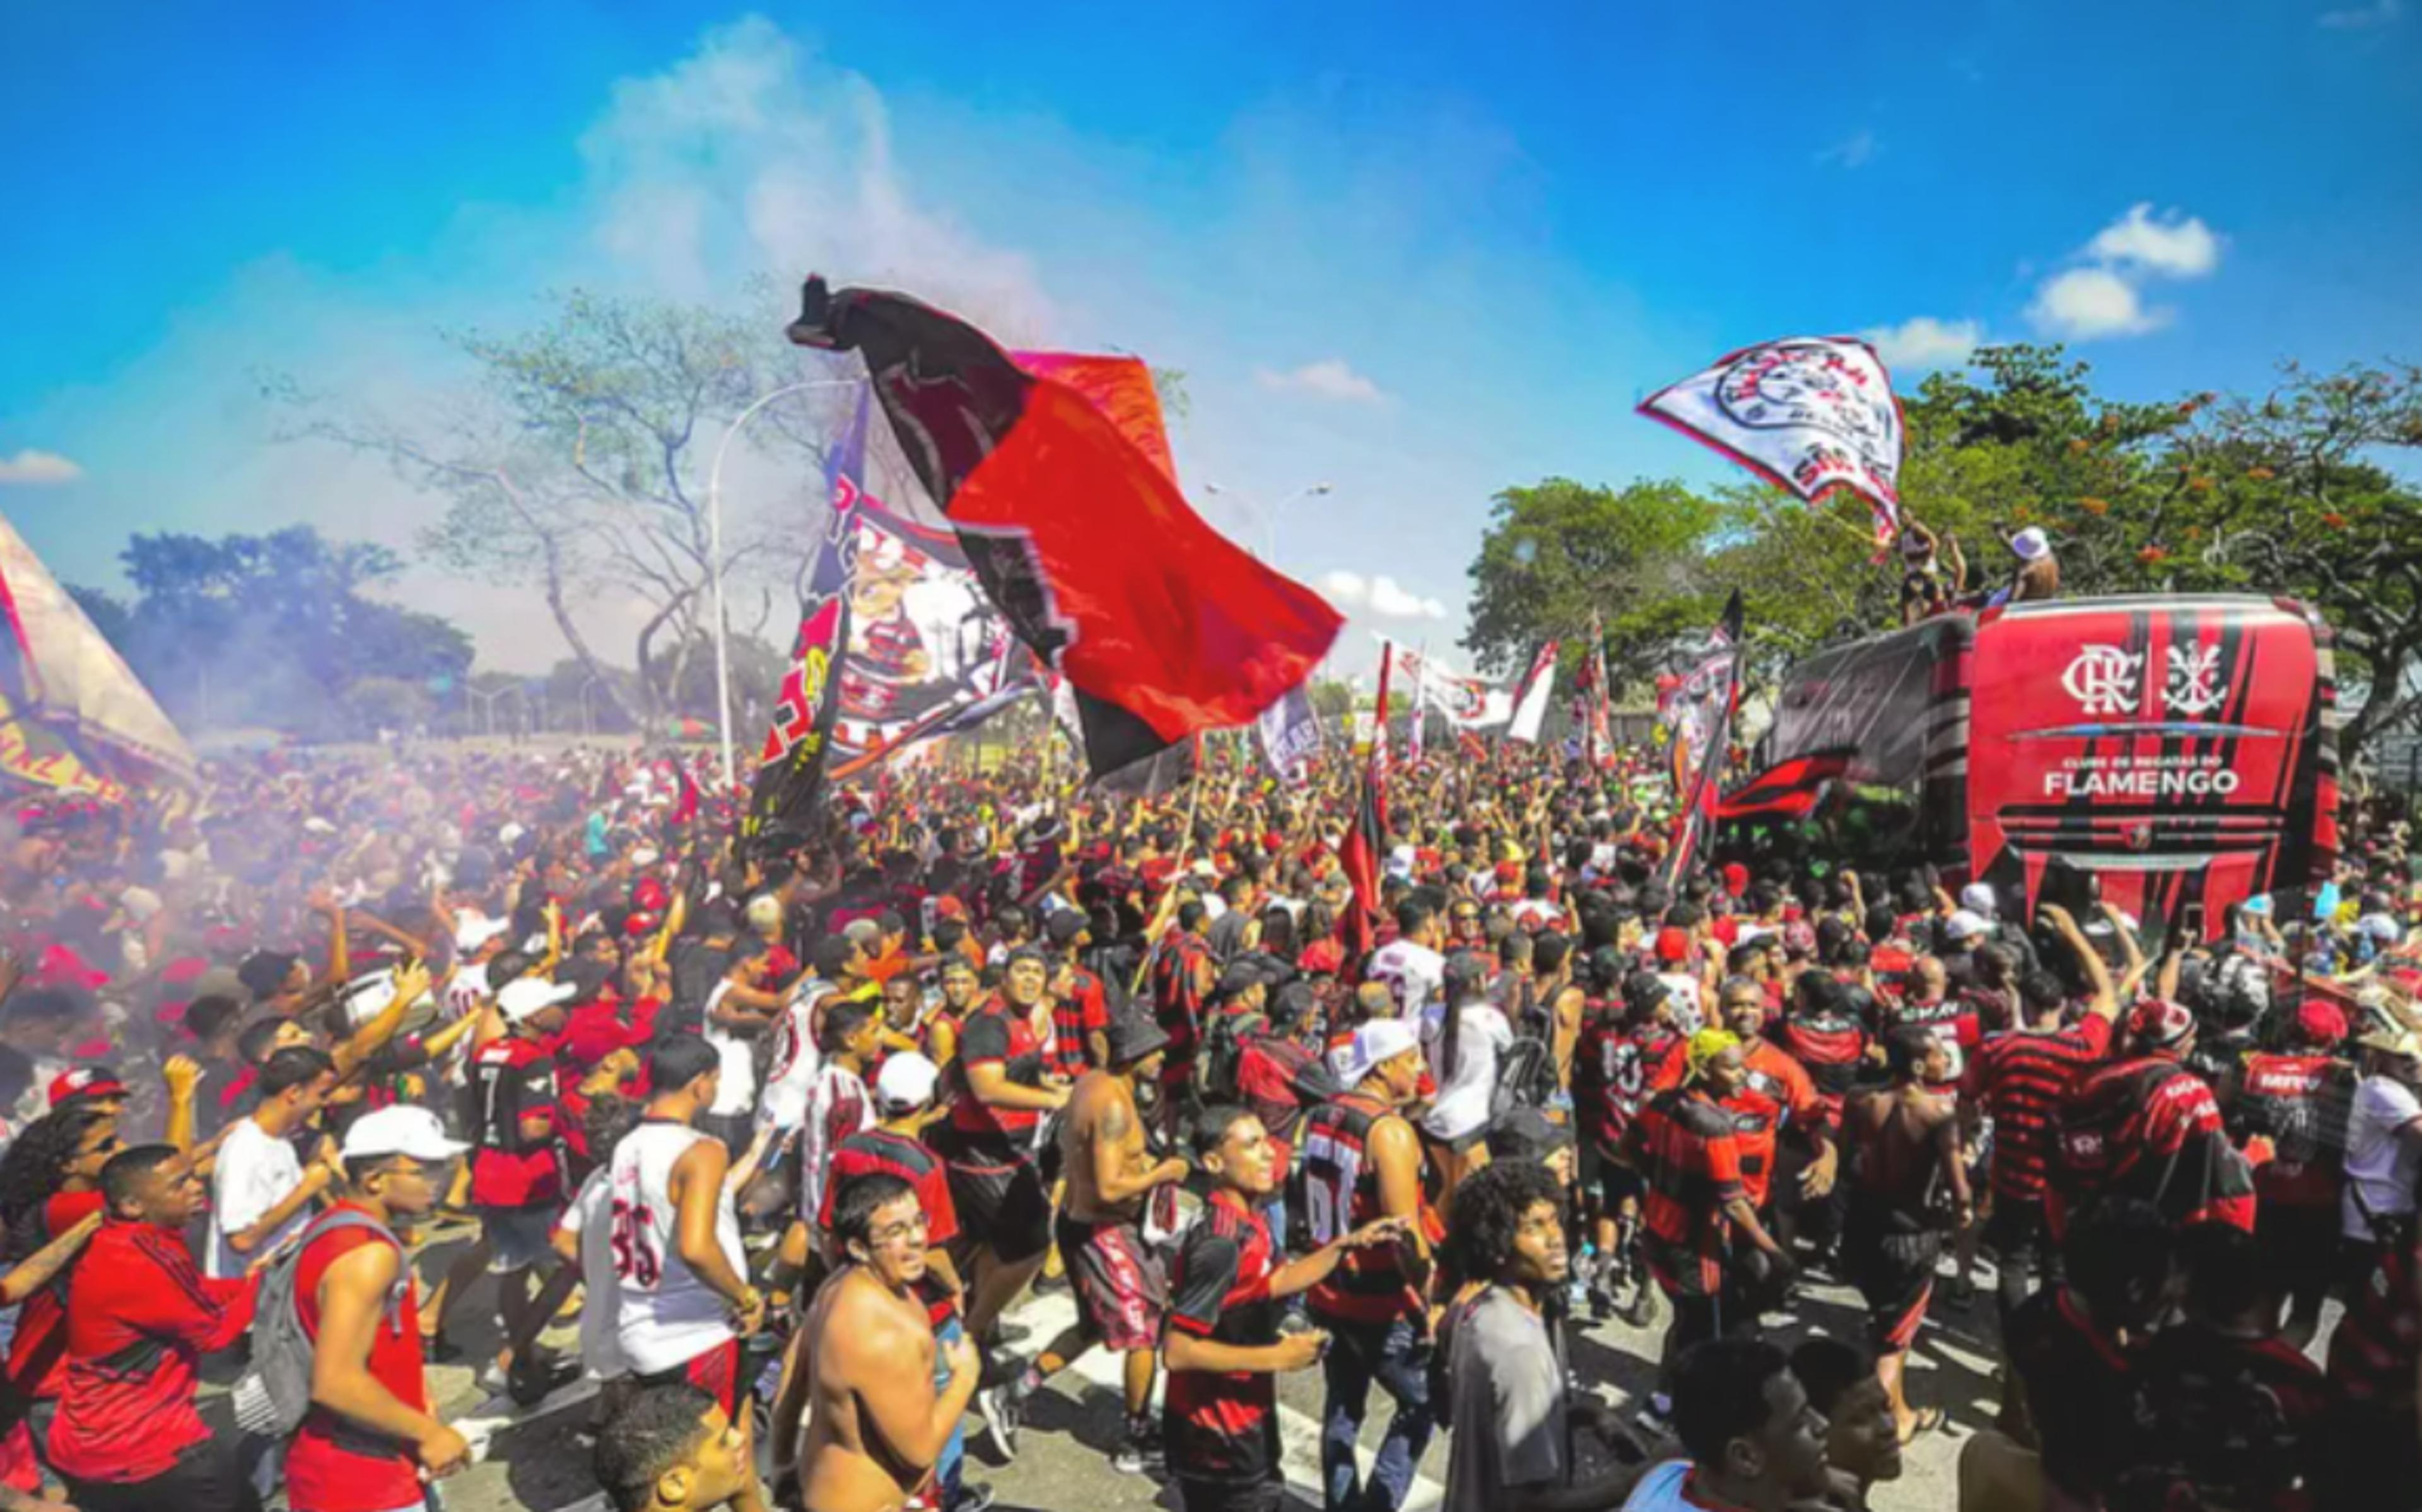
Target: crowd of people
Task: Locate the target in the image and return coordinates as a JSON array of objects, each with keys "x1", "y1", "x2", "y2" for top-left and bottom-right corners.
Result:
[{"x1": 0, "y1": 734, "x2": 2418, "y2": 1512}]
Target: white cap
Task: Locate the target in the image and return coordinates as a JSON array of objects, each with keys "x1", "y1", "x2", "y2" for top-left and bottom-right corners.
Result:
[
  {"x1": 454, "y1": 910, "x2": 510, "y2": 954},
  {"x1": 746, "y1": 895, "x2": 784, "y2": 929},
  {"x1": 875, "y1": 1052, "x2": 942, "y2": 1112},
  {"x1": 339, "y1": 1105, "x2": 468, "y2": 1165},
  {"x1": 1944, "y1": 909, "x2": 1991, "y2": 943},
  {"x1": 631, "y1": 846, "x2": 660, "y2": 867},
  {"x1": 498, "y1": 975, "x2": 578, "y2": 1023},
  {"x1": 499, "y1": 822, "x2": 527, "y2": 847},
  {"x1": 1958, "y1": 881, "x2": 1997, "y2": 918},
  {"x1": 1336, "y1": 1019, "x2": 1420, "y2": 1086},
  {"x1": 2011, "y1": 527, "x2": 2051, "y2": 561}
]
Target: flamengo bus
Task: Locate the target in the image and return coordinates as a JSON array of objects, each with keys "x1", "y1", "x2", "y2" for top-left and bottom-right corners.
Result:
[{"x1": 1741, "y1": 595, "x2": 2339, "y2": 937}]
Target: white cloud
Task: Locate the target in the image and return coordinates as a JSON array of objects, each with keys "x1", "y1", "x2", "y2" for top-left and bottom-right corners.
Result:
[
  {"x1": 1256, "y1": 359, "x2": 1386, "y2": 404},
  {"x1": 1815, "y1": 129, "x2": 1880, "y2": 169},
  {"x1": 1863, "y1": 317, "x2": 1981, "y2": 371},
  {"x1": 2026, "y1": 204, "x2": 2221, "y2": 342},
  {"x1": 0, "y1": 449, "x2": 83, "y2": 486},
  {"x1": 2029, "y1": 267, "x2": 2168, "y2": 339},
  {"x1": 2085, "y1": 203, "x2": 2221, "y2": 279},
  {"x1": 2320, "y1": 0, "x2": 2402, "y2": 27},
  {"x1": 1320, "y1": 569, "x2": 1445, "y2": 619}
]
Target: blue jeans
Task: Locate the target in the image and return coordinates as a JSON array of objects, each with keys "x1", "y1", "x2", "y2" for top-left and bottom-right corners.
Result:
[
  {"x1": 1316, "y1": 1313, "x2": 1430, "y2": 1512},
  {"x1": 934, "y1": 1315, "x2": 967, "y2": 1495}
]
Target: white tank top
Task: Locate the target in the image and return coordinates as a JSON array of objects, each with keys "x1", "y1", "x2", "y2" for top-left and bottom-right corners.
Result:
[{"x1": 608, "y1": 1121, "x2": 747, "y2": 1374}]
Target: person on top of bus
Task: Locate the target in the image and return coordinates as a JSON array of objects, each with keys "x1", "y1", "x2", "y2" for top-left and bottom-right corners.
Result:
[{"x1": 1895, "y1": 518, "x2": 1965, "y2": 627}]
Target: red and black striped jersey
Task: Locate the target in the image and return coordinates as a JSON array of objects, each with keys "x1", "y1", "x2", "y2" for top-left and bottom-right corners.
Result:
[
  {"x1": 1970, "y1": 1016, "x2": 2114, "y2": 1202},
  {"x1": 1297, "y1": 1093, "x2": 1421, "y2": 1323},
  {"x1": 1622, "y1": 1087, "x2": 1746, "y2": 1255},
  {"x1": 1164, "y1": 1192, "x2": 1280, "y2": 1486}
]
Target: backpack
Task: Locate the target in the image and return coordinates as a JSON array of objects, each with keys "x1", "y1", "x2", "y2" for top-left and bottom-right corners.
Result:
[
  {"x1": 230, "y1": 1208, "x2": 409, "y2": 1436},
  {"x1": 1487, "y1": 1035, "x2": 1562, "y2": 1127},
  {"x1": 1198, "y1": 1008, "x2": 1269, "y2": 1104}
]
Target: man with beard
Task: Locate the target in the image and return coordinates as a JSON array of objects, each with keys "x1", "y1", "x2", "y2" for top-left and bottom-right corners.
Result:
[
  {"x1": 1440, "y1": 1160, "x2": 1642, "y2": 1510},
  {"x1": 793, "y1": 1175, "x2": 982, "y2": 1512},
  {"x1": 1622, "y1": 1029, "x2": 1794, "y2": 1436},
  {"x1": 981, "y1": 1015, "x2": 1187, "y2": 1472}
]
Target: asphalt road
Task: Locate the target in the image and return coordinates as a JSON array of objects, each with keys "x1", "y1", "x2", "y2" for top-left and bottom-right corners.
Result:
[{"x1": 401, "y1": 1230, "x2": 2007, "y2": 1512}]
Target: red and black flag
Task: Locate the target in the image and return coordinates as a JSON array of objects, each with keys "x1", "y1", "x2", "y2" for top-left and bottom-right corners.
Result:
[
  {"x1": 1661, "y1": 590, "x2": 1745, "y2": 887},
  {"x1": 1717, "y1": 750, "x2": 1852, "y2": 823},
  {"x1": 742, "y1": 553, "x2": 850, "y2": 857},
  {"x1": 785, "y1": 277, "x2": 1342, "y2": 779},
  {"x1": 1338, "y1": 648, "x2": 1393, "y2": 960}
]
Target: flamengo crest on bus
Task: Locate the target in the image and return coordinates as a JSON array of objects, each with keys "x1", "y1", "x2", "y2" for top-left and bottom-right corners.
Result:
[{"x1": 2058, "y1": 644, "x2": 2228, "y2": 720}]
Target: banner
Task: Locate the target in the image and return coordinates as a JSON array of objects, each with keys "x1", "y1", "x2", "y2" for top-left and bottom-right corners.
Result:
[
  {"x1": 787, "y1": 277, "x2": 1342, "y2": 779},
  {"x1": 1506, "y1": 641, "x2": 1559, "y2": 743},
  {"x1": 1662, "y1": 622, "x2": 1740, "y2": 797},
  {"x1": 0, "y1": 512, "x2": 194, "y2": 791},
  {"x1": 1640, "y1": 337, "x2": 1905, "y2": 542},
  {"x1": 1378, "y1": 639, "x2": 1516, "y2": 730},
  {"x1": 1660, "y1": 591, "x2": 1745, "y2": 887},
  {"x1": 831, "y1": 497, "x2": 1036, "y2": 760},
  {"x1": 1256, "y1": 681, "x2": 1323, "y2": 786},
  {"x1": 1341, "y1": 648, "x2": 1391, "y2": 959},
  {"x1": 1572, "y1": 615, "x2": 1615, "y2": 770},
  {"x1": 742, "y1": 594, "x2": 846, "y2": 856}
]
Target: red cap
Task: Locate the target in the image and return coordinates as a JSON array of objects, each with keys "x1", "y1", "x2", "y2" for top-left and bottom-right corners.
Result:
[
  {"x1": 2295, "y1": 999, "x2": 2349, "y2": 1047},
  {"x1": 933, "y1": 897, "x2": 968, "y2": 921},
  {"x1": 1721, "y1": 863, "x2": 1750, "y2": 897},
  {"x1": 47, "y1": 1067, "x2": 127, "y2": 1107},
  {"x1": 1655, "y1": 926, "x2": 1692, "y2": 964},
  {"x1": 2127, "y1": 997, "x2": 2196, "y2": 1050}
]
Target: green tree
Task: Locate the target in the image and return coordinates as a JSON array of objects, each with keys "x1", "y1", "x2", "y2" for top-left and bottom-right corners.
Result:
[
  {"x1": 78, "y1": 526, "x2": 472, "y2": 734},
  {"x1": 1462, "y1": 479, "x2": 1724, "y2": 681}
]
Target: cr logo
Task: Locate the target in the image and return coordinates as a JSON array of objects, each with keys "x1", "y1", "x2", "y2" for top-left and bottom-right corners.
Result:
[{"x1": 2061, "y1": 644, "x2": 2145, "y2": 718}]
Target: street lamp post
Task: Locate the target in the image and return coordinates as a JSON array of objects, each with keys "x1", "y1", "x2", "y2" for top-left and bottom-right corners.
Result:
[
  {"x1": 1202, "y1": 481, "x2": 1334, "y2": 564},
  {"x1": 705, "y1": 377, "x2": 863, "y2": 794}
]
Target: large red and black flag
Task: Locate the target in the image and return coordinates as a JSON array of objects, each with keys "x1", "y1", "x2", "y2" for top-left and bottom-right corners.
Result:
[
  {"x1": 740, "y1": 393, "x2": 866, "y2": 857},
  {"x1": 1660, "y1": 590, "x2": 1745, "y2": 887},
  {"x1": 785, "y1": 277, "x2": 1343, "y2": 779},
  {"x1": 1338, "y1": 647, "x2": 1393, "y2": 959}
]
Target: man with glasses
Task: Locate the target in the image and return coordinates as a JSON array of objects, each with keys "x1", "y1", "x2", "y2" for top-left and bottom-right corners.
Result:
[
  {"x1": 791, "y1": 1174, "x2": 980, "y2": 1512},
  {"x1": 288, "y1": 1106, "x2": 472, "y2": 1512}
]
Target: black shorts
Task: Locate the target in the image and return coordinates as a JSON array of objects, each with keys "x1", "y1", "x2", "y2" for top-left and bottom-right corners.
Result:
[
  {"x1": 1579, "y1": 1143, "x2": 1643, "y2": 1213},
  {"x1": 946, "y1": 1158, "x2": 1053, "y2": 1263},
  {"x1": 62, "y1": 1438, "x2": 259, "y2": 1512},
  {"x1": 1981, "y1": 1192, "x2": 2051, "y2": 1261},
  {"x1": 1176, "y1": 1475, "x2": 1284, "y2": 1512},
  {"x1": 2255, "y1": 1203, "x2": 2342, "y2": 1301},
  {"x1": 1845, "y1": 1206, "x2": 1941, "y2": 1353}
]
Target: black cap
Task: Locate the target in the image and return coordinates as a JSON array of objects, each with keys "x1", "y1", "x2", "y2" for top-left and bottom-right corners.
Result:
[
  {"x1": 1485, "y1": 1106, "x2": 1576, "y2": 1164},
  {"x1": 1106, "y1": 1013, "x2": 1171, "y2": 1067},
  {"x1": 1044, "y1": 911, "x2": 1089, "y2": 945},
  {"x1": 1215, "y1": 959, "x2": 1267, "y2": 999}
]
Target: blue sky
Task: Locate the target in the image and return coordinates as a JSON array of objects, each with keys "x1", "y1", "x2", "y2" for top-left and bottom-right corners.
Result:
[{"x1": 4, "y1": 0, "x2": 2417, "y2": 676}]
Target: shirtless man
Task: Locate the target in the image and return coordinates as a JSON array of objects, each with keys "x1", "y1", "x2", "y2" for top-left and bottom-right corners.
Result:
[
  {"x1": 793, "y1": 1174, "x2": 981, "y2": 1512},
  {"x1": 1839, "y1": 1024, "x2": 1973, "y2": 1443},
  {"x1": 981, "y1": 1014, "x2": 1188, "y2": 1472}
]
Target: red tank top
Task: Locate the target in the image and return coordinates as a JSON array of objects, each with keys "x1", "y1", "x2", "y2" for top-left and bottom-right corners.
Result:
[{"x1": 286, "y1": 1205, "x2": 426, "y2": 1512}]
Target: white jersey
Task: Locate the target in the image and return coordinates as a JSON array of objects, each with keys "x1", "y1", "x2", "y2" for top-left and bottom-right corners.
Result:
[
  {"x1": 1367, "y1": 939, "x2": 1446, "y2": 1020},
  {"x1": 607, "y1": 1122, "x2": 746, "y2": 1375},
  {"x1": 758, "y1": 981, "x2": 840, "y2": 1132},
  {"x1": 701, "y1": 981, "x2": 756, "y2": 1118}
]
